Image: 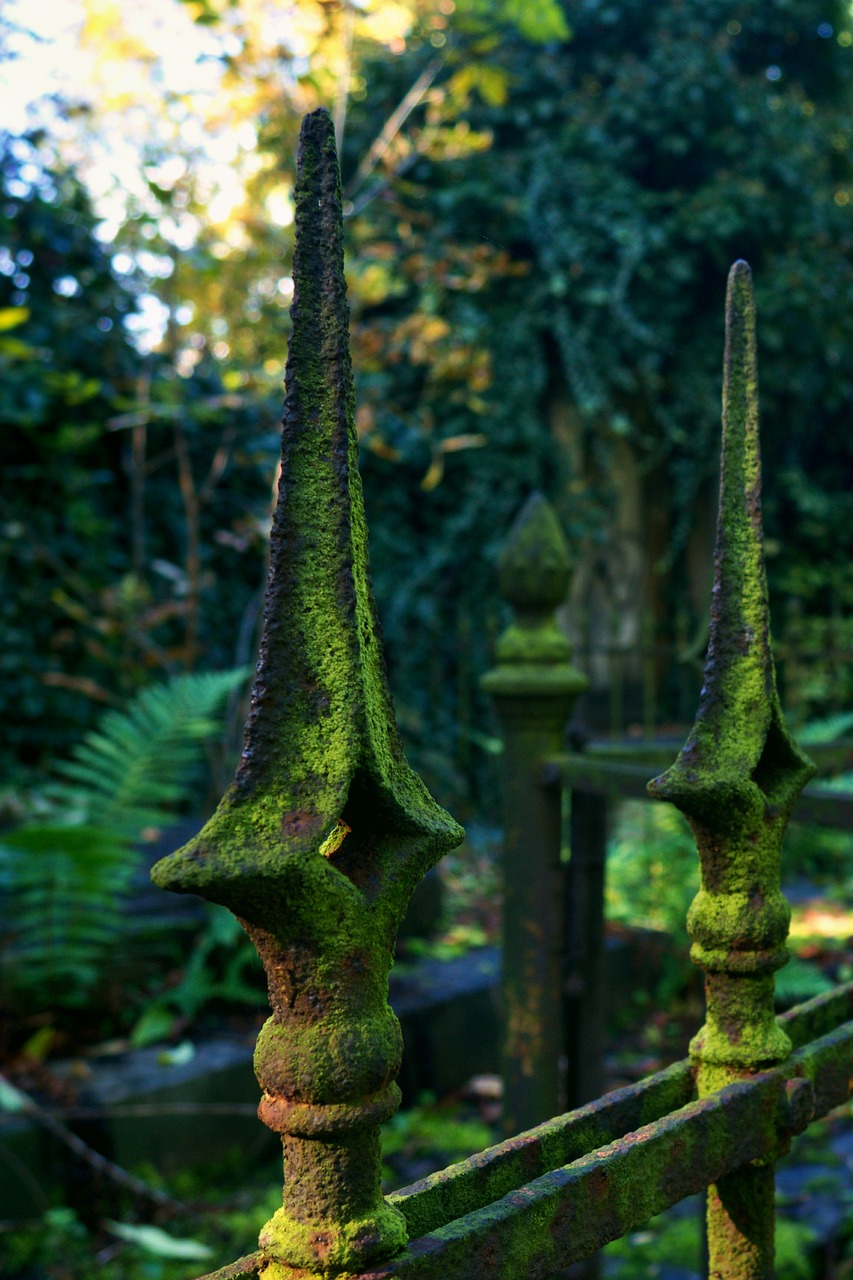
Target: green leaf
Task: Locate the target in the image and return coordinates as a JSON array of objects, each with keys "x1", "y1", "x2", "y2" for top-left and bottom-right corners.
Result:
[
  {"x1": 130, "y1": 1004, "x2": 177, "y2": 1048},
  {"x1": 0, "y1": 336, "x2": 34, "y2": 358},
  {"x1": 476, "y1": 65, "x2": 511, "y2": 108},
  {"x1": 1, "y1": 669, "x2": 250, "y2": 1009},
  {"x1": 54, "y1": 667, "x2": 250, "y2": 839},
  {"x1": 104, "y1": 1220, "x2": 212, "y2": 1260},
  {"x1": 20, "y1": 1025, "x2": 57, "y2": 1061},
  {"x1": 774, "y1": 956, "x2": 834, "y2": 1005},
  {"x1": 0, "y1": 1077, "x2": 27, "y2": 1113},
  {"x1": 503, "y1": 0, "x2": 570, "y2": 42},
  {"x1": 156, "y1": 1040, "x2": 196, "y2": 1067},
  {"x1": 798, "y1": 711, "x2": 853, "y2": 744}
]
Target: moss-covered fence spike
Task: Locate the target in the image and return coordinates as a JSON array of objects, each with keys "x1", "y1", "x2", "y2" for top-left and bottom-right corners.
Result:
[
  {"x1": 152, "y1": 107, "x2": 463, "y2": 1276},
  {"x1": 648, "y1": 261, "x2": 816, "y2": 1280}
]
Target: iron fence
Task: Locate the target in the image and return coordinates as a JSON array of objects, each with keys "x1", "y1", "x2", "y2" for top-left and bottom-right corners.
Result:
[{"x1": 152, "y1": 109, "x2": 852, "y2": 1280}]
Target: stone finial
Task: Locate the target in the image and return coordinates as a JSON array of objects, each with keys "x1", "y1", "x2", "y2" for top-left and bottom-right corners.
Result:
[
  {"x1": 484, "y1": 493, "x2": 587, "y2": 685},
  {"x1": 152, "y1": 107, "x2": 463, "y2": 1274},
  {"x1": 648, "y1": 261, "x2": 815, "y2": 1086}
]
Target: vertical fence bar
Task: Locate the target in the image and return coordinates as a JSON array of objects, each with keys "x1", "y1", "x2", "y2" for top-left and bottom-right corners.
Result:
[
  {"x1": 482, "y1": 495, "x2": 587, "y2": 1134},
  {"x1": 564, "y1": 788, "x2": 607, "y2": 1108},
  {"x1": 152, "y1": 109, "x2": 463, "y2": 1277},
  {"x1": 608, "y1": 614, "x2": 624, "y2": 740},
  {"x1": 649, "y1": 262, "x2": 815, "y2": 1280},
  {"x1": 641, "y1": 607, "x2": 656, "y2": 740}
]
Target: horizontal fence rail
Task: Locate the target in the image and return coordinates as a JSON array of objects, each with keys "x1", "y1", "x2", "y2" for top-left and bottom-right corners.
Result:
[
  {"x1": 198, "y1": 984, "x2": 853, "y2": 1280},
  {"x1": 547, "y1": 752, "x2": 853, "y2": 830}
]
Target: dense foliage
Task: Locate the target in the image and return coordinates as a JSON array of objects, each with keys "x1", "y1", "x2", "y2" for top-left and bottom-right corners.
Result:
[
  {"x1": 2, "y1": 0, "x2": 852, "y2": 801},
  {"x1": 341, "y1": 0, "x2": 853, "y2": 757},
  {"x1": 0, "y1": 145, "x2": 139, "y2": 767},
  {"x1": 0, "y1": 140, "x2": 278, "y2": 774}
]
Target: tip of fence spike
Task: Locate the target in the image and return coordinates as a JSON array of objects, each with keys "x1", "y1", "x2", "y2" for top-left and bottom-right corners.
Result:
[
  {"x1": 152, "y1": 106, "x2": 462, "y2": 917},
  {"x1": 648, "y1": 261, "x2": 814, "y2": 829}
]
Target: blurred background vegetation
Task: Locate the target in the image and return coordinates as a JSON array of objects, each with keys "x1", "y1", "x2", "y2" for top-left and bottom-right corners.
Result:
[{"x1": 2, "y1": 0, "x2": 852, "y2": 810}]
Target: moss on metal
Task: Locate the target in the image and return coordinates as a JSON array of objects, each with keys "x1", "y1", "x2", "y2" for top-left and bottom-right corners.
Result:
[
  {"x1": 152, "y1": 107, "x2": 462, "y2": 1275},
  {"x1": 648, "y1": 262, "x2": 816, "y2": 1280},
  {"x1": 648, "y1": 261, "x2": 814, "y2": 1071}
]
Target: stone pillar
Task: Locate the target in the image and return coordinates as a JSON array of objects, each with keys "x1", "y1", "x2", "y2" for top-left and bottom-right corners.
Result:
[{"x1": 482, "y1": 494, "x2": 587, "y2": 1134}]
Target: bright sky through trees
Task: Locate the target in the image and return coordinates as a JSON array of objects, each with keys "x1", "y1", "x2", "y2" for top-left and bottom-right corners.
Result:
[{"x1": 2, "y1": 0, "x2": 274, "y2": 347}]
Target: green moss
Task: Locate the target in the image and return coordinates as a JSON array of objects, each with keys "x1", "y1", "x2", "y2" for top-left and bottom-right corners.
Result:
[
  {"x1": 258, "y1": 1201, "x2": 407, "y2": 1275},
  {"x1": 497, "y1": 492, "x2": 572, "y2": 611},
  {"x1": 648, "y1": 263, "x2": 815, "y2": 1084},
  {"x1": 493, "y1": 620, "x2": 571, "y2": 665},
  {"x1": 152, "y1": 107, "x2": 462, "y2": 925},
  {"x1": 253, "y1": 1010, "x2": 402, "y2": 1106},
  {"x1": 149, "y1": 107, "x2": 465, "y2": 1275},
  {"x1": 649, "y1": 265, "x2": 813, "y2": 831},
  {"x1": 687, "y1": 889, "x2": 791, "y2": 956}
]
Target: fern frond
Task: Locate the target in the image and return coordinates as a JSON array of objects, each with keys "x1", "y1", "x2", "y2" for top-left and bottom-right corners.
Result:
[
  {"x1": 798, "y1": 711, "x2": 853, "y2": 745},
  {"x1": 3, "y1": 668, "x2": 249, "y2": 1009},
  {"x1": 54, "y1": 667, "x2": 249, "y2": 840},
  {"x1": 0, "y1": 824, "x2": 131, "y2": 1005}
]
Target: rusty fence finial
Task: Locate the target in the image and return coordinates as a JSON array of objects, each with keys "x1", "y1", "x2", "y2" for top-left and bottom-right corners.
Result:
[
  {"x1": 152, "y1": 107, "x2": 463, "y2": 1277},
  {"x1": 648, "y1": 261, "x2": 816, "y2": 1279}
]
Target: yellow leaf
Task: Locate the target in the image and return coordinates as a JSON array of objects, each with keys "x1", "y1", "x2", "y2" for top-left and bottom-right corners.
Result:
[
  {"x1": 0, "y1": 337, "x2": 33, "y2": 358},
  {"x1": 438, "y1": 434, "x2": 487, "y2": 453},
  {"x1": 0, "y1": 306, "x2": 30, "y2": 331},
  {"x1": 21, "y1": 1025, "x2": 56, "y2": 1062},
  {"x1": 420, "y1": 454, "x2": 444, "y2": 491},
  {"x1": 477, "y1": 65, "x2": 510, "y2": 108}
]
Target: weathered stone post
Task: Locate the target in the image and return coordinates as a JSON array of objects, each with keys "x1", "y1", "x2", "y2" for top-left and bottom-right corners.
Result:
[
  {"x1": 152, "y1": 108, "x2": 463, "y2": 1278},
  {"x1": 649, "y1": 261, "x2": 815, "y2": 1280},
  {"x1": 481, "y1": 496, "x2": 587, "y2": 1134}
]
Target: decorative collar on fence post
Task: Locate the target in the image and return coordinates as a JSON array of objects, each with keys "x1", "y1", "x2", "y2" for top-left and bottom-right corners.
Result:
[
  {"x1": 152, "y1": 106, "x2": 463, "y2": 1278},
  {"x1": 647, "y1": 260, "x2": 816, "y2": 1089}
]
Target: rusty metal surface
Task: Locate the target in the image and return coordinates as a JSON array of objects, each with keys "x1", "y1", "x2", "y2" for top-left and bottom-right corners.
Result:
[
  {"x1": 151, "y1": 107, "x2": 462, "y2": 1275},
  {"x1": 188, "y1": 1002, "x2": 852, "y2": 1280},
  {"x1": 190, "y1": 1012, "x2": 852, "y2": 1279},
  {"x1": 385, "y1": 984, "x2": 853, "y2": 1244},
  {"x1": 789, "y1": 786, "x2": 853, "y2": 830},
  {"x1": 646, "y1": 262, "x2": 817, "y2": 1278},
  {"x1": 779, "y1": 979, "x2": 853, "y2": 1048},
  {"x1": 543, "y1": 755, "x2": 661, "y2": 800},
  {"x1": 564, "y1": 789, "x2": 608, "y2": 1108},
  {"x1": 391, "y1": 1057, "x2": 694, "y2": 1239},
  {"x1": 161, "y1": 196, "x2": 853, "y2": 1280},
  {"x1": 194, "y1": 1254, "x2": 264, "y2": 1280},
  {"x1": 350, "y1": 1020, "x2": 853, "y2": 1280}
]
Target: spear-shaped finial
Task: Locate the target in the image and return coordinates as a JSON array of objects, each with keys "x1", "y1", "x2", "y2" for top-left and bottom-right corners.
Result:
[
  {"x1": 649, "y1": 260, "x2": 814, "y2": 1069},
  {"x1": 153, "y1": 107, "x2": 462, "y2": 1274},
  {"x1": 648, "y1": 261, "x2": 815, "y2": 1279}
]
